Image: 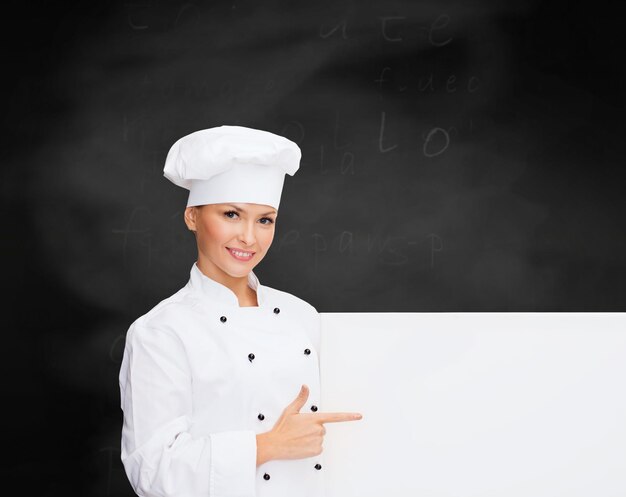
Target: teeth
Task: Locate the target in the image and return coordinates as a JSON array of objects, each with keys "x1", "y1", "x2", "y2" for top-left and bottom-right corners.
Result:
[{"x1": 230, "y1": 249, "x2": 252, "y2": 258}]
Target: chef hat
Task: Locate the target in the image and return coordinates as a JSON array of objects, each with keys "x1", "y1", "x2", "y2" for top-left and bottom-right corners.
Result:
[{"x1": 163, "y1": 125, "x2": 301, "y2": 209}]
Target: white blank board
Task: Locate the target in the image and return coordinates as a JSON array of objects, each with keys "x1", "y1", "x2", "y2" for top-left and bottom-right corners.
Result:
[{"x1": 320, "y1": 313, "x2": 626, "y2": 497}]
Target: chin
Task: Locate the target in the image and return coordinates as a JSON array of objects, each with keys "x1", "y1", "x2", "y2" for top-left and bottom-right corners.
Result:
[
  {"x1": 222, "y1": 259, "x2": 256, "y2": 278},
  {"x1": 225, "y1": 267, "x2": 250, "y2": 278}
]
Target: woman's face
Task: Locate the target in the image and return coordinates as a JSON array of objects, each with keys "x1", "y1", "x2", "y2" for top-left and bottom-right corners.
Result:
[{"x1": 184, "y1": 202, "x2": 277, "y2": 278}]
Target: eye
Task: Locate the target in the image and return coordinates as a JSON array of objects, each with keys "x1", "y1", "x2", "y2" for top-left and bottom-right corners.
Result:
[{"x1": 224, "y1": 210, "x2": 274, "y2": 225}]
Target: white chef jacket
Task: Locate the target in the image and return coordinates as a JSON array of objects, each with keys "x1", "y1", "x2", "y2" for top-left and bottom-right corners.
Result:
[{"x1": 119, "y1": 262, "x2": 325, "y2": 497}]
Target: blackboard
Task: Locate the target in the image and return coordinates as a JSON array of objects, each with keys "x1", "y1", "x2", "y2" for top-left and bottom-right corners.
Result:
[{"x1": 3, "y1": 0, "x2": 624, "y2": 495}]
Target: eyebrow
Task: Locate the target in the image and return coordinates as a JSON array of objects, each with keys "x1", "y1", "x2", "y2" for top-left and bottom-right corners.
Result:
[{"x1": 226, "y1": 204, "x2": 277, "y2": 216}]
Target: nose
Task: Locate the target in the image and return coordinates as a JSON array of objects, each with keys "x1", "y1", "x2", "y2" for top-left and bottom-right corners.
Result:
[{"x1": 237, "y1": 220, "x2": 257, "y2": 246}]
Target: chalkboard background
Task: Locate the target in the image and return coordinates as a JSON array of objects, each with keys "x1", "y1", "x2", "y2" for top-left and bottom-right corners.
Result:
[{"x1": 3, "y1": 0, "x2": 624, "y2": 495}]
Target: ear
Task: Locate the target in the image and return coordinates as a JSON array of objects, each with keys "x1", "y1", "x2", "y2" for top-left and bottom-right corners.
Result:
[{"x1": 184, "y1": 207, "x2": 198, "y2": 232}]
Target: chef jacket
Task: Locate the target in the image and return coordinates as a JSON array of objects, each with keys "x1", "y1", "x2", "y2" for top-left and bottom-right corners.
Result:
[{"x1": 119, "y1": 262, "x2": 325, "y2": 497}]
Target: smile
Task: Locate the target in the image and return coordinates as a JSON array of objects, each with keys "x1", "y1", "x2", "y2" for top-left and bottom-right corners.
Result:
[{"x1": 226, "y1": 247, "x2": 255, "y2": 261}]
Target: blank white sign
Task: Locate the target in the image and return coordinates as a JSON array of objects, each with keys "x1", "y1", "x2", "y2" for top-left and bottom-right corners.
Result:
[{"x1": 320, "y1": 313, "x2": 626, "y2": 497}]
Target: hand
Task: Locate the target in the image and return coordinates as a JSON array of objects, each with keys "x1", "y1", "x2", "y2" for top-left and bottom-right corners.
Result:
[{"x1": 256, "y1": 384, "x2": 362, "y2": 465}]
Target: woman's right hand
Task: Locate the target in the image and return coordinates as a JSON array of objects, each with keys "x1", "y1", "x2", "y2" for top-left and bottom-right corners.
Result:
[{"x1": 256, "y1": 384, "x2": 362, "y2": 466}]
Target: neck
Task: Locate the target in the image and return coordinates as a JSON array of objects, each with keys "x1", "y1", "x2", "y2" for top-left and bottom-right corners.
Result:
[{"x1": 196, "y1": 257, "x2": 256, "y2": 305}]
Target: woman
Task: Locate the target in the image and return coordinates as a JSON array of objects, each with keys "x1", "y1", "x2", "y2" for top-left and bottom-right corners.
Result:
[{"x1": 118, "y1": 125, "x2": 362, "y2": 497}]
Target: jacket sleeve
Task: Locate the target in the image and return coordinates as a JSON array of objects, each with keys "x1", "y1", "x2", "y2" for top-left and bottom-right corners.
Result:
[{"x1": 119, "y1": 322, "x2": 257, "y2": 497}]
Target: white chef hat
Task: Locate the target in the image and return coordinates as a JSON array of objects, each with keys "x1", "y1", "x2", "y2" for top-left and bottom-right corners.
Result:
[{"x1": 163, "y1": 125, "x2": 301, "y2": 209}]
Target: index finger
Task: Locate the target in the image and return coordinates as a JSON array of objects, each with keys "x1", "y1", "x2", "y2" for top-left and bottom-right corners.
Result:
[{"x1": 313, "y1": 412, "x2": 363, "y2": 424}]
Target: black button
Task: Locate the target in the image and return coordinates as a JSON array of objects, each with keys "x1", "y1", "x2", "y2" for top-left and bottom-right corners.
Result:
[
  {"x1": 248, "y1": 353, "x2": 255, "y2": 362},
  {"x1": 258, "y1": 413, "x2": 265, "y2": 421},
  {"x1": 273, "y1": 307, "x2": 280, "y2": 314},
  {"x1": 315, "y1": 463, "x2": 322, "y2": 470},
  {"x1": 304, "y1": 348, "x2": 311, "y2": 355},
  {"x1": 220, "y1": 316, "x2": 227, "y2": 323},
  {"x1": 263, "y1": 473, "x2": 270, "y2": 480},
  {"x1": 310, "y1": 405, "x2": 318, "y2": 412}
]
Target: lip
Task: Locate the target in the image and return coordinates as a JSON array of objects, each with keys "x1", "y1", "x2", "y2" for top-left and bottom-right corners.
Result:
[{"x1": 226, "y1": 247, "x2": 255, "y2": 261}]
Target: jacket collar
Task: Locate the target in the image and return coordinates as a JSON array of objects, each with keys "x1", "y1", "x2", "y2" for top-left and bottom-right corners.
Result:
[{"x1": 188, "y1": 261, "x2": 265, "y2": 308}]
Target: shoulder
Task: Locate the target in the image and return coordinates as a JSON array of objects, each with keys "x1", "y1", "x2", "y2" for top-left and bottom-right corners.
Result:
[
  {"x1": 126, "y1": 285, "x2": 201, "y2": 340},
  {"x1": 263, "y1": 284, "x2": 319, "y2": 319}
]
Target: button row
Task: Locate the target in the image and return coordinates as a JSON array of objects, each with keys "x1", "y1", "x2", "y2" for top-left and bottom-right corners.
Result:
[
  {"x1": 219, "y1": 307, "x2": 281, "y2": 324},
  {"x1": 218, "y1": 310, "x2": 313, "y2": 360},
  {"x1": 263, "y1": 464, "x2": 322, "y2": 481},
  {"x1": 257, "y1": 404, "x2": 317, "y2": 421},
  {"x1": 219, "y1": 305, "x2": 321, "y2": 479},
  {"x1": 247, "y1": 349, "x2": 312, "y2": 362}
]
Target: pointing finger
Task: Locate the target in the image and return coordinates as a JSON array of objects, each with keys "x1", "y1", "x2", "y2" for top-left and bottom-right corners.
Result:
[{"x1": 313, "y1": 412, "x2": 363, "y2": 424}]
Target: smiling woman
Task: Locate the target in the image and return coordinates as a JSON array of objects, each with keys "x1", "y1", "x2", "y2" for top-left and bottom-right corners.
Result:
[
  {"x1": 117, "y1": 125, "x2": 362, "y2": 497},
  {"x1": 184, "y1": 202, "x2": 278, "y2": 307}
]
